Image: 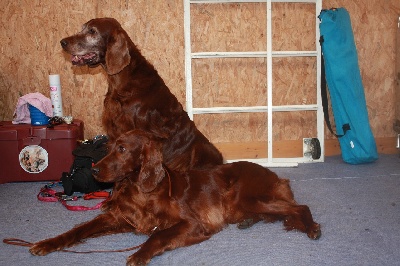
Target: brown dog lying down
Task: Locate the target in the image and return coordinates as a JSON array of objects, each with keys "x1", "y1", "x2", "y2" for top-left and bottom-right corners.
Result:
[
  {"x1": 29, "y1": 130, "x2": 321, "y2": 265},
  {"x1": 60, "y1": 18, "x2": 222, "y2": 171}
]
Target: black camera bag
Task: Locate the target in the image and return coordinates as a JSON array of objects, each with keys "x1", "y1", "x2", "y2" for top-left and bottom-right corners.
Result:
[{"x1": 61, "y1": 135, "x2": 113, "y2": 196}]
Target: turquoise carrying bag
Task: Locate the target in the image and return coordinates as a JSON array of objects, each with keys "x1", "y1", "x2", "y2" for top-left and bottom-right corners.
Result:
[{"x1": 319, "y1": 8, "x2": 378, "y2": 164}]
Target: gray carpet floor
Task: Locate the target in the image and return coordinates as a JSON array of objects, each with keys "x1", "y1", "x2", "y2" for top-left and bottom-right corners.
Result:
[{"x1": 1, "y1": 154, "x2": 399, "y2": 266}]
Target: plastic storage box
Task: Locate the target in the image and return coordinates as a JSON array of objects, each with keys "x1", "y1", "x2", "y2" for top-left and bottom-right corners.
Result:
[{"x1": 0, "y1": 120, "x2": 84, "y2": 184}]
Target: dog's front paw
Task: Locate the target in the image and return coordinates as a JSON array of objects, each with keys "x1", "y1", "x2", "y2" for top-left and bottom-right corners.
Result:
[
  {"x1": 126, "y1": 253, "x2": 150, "y2": 266},
  {"x1": 29, "y1": 239, "x2": 61, "y2": 256}
]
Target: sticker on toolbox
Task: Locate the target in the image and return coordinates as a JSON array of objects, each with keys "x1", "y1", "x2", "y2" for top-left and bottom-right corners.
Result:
[{"x1": 19, "y1": 145, "x2": 48, "y2": 173}]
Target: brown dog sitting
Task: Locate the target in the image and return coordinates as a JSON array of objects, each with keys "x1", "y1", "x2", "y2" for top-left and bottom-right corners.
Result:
[
  {"x1": 29, "y1": 129, "x2": 321, "y2": 265},
  {"x1": 60, "y1": 18, "x2": 222, "y2": 171}
]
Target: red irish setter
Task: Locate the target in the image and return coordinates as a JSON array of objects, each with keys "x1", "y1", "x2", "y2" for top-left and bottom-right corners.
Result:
[
  {"x1": 29, "y1": 130, "x2": 321, "y2": 265},
  {"x1": 60, "y1": 18, "x2": 223, "y2": 171}
]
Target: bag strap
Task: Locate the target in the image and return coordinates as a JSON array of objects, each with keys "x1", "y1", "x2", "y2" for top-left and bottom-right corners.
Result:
[
  {"x1": 320, "y1": 36, "x2": 349, "y2": 138},
  {"x1": 320, "y1": 49, "x2": 339, "y2": 137}
]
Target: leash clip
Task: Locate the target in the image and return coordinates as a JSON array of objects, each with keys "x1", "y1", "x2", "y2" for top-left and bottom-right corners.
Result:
[{"x1": 60, "y1": 194, "x2": 78, "y2": 201}]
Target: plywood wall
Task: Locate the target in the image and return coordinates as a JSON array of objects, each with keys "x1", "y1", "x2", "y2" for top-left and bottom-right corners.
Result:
[
  {"x1": 0, "y1": 0, "x2": 185, "y2": 140},
  {"x1": 0, "y1": 0, "x2": 399, "y2": 149}
]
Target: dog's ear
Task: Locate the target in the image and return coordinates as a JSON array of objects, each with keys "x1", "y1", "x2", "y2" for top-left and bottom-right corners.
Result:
[
  {"x1": 105, "y1": 29, "x2": 131, "y2": 75},
  {"x1": 138, "y1": 140, "x2": 165, "y2": 193}
]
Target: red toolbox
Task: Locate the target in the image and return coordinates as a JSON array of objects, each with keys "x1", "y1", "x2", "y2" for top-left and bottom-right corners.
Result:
[{"x1": 0, "y1": 120, "x2": 84, "y2": 184}]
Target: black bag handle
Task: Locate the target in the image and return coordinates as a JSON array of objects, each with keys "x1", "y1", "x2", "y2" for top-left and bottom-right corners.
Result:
[{"x1": 320, "y1": 36, "x2": 349, "y2": 138}]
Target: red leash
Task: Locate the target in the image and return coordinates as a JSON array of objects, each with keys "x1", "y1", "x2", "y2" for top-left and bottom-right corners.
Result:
[
  {"x1": 3, "y1": 184, "x2": 144, "y2": 253},
  {"x1": 3, "y1": 238, "x2": 143, "y2": 254},
  {"x1": 37, "y1": 184, "x2": 110, "y2": 211},
  {"x1": 3, "y1": 185, "x2": 144, "y2": 253}
]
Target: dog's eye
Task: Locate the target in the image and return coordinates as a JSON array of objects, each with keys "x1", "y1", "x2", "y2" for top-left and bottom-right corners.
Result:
[
  {"x1": 118, "y1": 145, "x2": 126, "y2": 153},
  {"x1": 88, "y1": 28, "x2": 96, "y2": 34}
]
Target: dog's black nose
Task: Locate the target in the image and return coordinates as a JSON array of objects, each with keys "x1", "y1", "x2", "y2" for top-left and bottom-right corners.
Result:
[
  {"x1": 91, "y1": 167, "x2": 100, "y2": 176},
  {"x1": 60, "y1": 39, "x2": 68, "y2": 48}
]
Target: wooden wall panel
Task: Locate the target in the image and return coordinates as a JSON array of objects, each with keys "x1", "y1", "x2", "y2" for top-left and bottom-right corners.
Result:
[
  {"x1": 0, "y1": 0, "x2": 399, "y2": 154},
  {"x1": 0, "y1": 0, "x2": 185, "y2": 139}
]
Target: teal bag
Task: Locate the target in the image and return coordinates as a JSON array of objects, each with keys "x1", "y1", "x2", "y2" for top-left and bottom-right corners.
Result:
[{"x1": 319, "y1": 8, "x2": 378, "y2": 164}]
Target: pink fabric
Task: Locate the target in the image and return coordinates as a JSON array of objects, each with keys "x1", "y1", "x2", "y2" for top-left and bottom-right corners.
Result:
[{"x1": 13, "y1": 92, "x2": 53, "y2": 124}]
